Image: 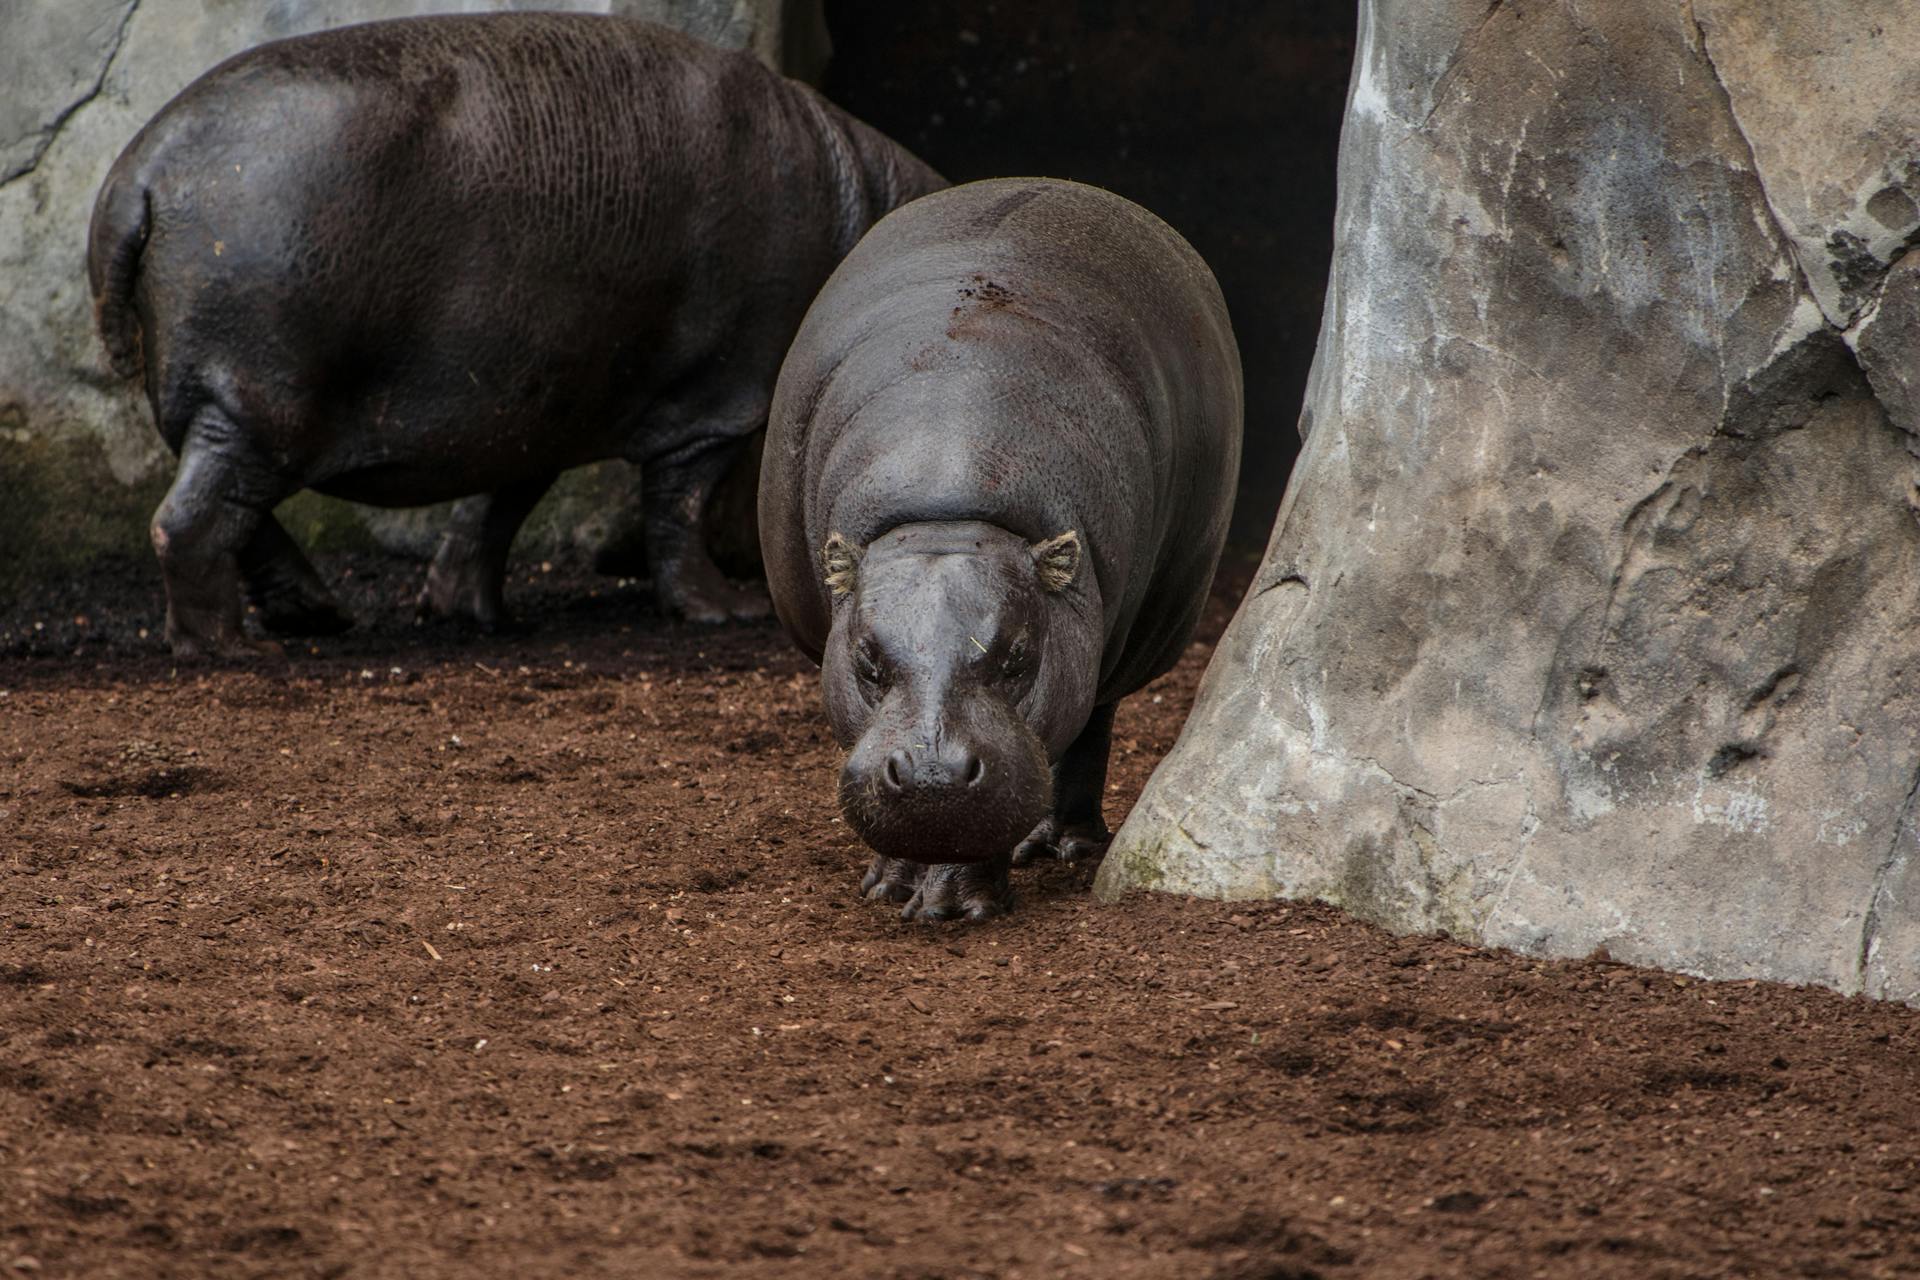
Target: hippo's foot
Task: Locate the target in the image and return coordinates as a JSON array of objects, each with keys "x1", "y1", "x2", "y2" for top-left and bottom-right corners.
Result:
[
  {"x1": 861, "y1": 854, "x2": 922, "y2": 904},
  {"x1": 166, "y1": 620, "x2": 285, "y2": 662},
  {"x1": 254, "y1": 586, "x2": 352, "y2": 637},
  {"x1": 1012, "y1": 815, "x2": 1112, "y2": 866},
  {"x1": 240, "y1": 517, "x2": 354, "y2": 637},
  {"x1": 657, "y1": 566, "x2": 772, "y2": 626},
  {"x1": 416, "y1": 481, "x2": 554, "y2": 632},
  {"x1": 900, "y1": 858, "x2": 1013, "y2": 923},
  {"x1": 416, "y1": 554, "x2": 510, "y2": 633}
]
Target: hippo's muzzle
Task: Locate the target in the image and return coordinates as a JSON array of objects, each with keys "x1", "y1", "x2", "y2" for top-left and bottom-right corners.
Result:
[
  {"x1": 838, "y1": 697, "x2": 1050, "y2": 865},
  {"x1": 879, "y1": 741, "x2": 987, "y2": 796}
]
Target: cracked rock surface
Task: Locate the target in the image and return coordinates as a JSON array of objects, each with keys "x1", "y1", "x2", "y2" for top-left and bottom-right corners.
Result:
[
  {"x1": 0, "y1": 0, "x2": 138, "y2": 185},
  {"x1": 1098, "y1": 0, "x2": 1920, "y2": 1002}
]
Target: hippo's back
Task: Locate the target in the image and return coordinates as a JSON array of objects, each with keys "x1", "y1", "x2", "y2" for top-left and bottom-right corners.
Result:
[
  {"x1": 111, "y1": 14, "x2": 768, "y2": 287},
  {"x1": 765, "y1": 178, "x2": 1244, "y2": 698},
  {"x1": 89, "y1": 13, "x2": 942, "y2": 497}
]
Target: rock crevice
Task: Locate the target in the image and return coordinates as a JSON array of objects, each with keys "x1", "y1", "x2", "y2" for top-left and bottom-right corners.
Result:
[{"x1": 0, "y1": 0, "x2": 139, "y2": 186}]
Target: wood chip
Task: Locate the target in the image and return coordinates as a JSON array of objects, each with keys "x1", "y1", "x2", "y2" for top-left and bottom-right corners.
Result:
[{"x1": 421, "y1": 940, "x2": 442, "y2": 961}]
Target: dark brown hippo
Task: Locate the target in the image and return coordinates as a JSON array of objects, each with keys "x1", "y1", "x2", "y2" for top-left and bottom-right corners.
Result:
[
  {"x1": 760, "y1": 178, "x2": 1243, "y2": 921},
  {"x1": 86, "y1": 13, "x2": 943, "y2": 657}
]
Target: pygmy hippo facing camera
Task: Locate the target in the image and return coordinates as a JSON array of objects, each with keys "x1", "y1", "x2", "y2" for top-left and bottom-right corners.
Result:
[{"x1": 761, "y1": 178, "x2": 1243, "y2": 920}]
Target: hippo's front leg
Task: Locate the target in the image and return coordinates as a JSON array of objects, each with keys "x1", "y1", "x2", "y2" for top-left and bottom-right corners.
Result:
[
  {"x1": 861, "y1": 854, "x2": 923, "y2": 904},
  {"x1": 417, "y1": 473, "x2": 557, "y2": 631},
  {"x1": 1015, "y1": 703, "x2": 1117, "y2": 865},
  {"x1": 900, "y1": 851, "x2": 1014, "y2": 923},
  {"x1": 860, "y1": 855, "x2": 1012, "y2": 920},
  {"x1": 151, "y1": 418, "x2": 288, "y2": 659},
  {"x1": 642, "y1": 436, "x2": 770, "y2": 624}
]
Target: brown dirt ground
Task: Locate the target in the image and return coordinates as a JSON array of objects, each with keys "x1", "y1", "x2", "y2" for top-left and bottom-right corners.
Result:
[{"x1": 3, "y1": 553, "x2": 1919, "y2": 1280}]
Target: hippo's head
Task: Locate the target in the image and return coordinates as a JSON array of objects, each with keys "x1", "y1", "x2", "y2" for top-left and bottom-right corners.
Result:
[{"x1": 819, "y1": 521, "x2": 1100, "y2": 864}]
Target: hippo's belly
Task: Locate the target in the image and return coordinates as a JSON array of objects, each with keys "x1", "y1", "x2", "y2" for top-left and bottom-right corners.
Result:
[{"x1": 297, "y1": 378, "x2": 643, "y2": 508}]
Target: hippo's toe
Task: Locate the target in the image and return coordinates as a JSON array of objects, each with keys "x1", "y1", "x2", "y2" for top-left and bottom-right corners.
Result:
[
  {"x1": 416, "y1": 562, "x2": 508, "y2": 632},
  {"x1": 861, "y1": 854, "x2": 922, "y2": 903},
  {"x1": 1011, "y1": 827, "x2": 1050, "y2": 866},
  {"x1": 667, "y1": 577, "x2": 773, "y2": 626},
  {"x1": 1056, "y1": 825, "x2": 1113, "y2": 863},
  {"x1": 169, "y1": 628, "x2": 287, "y2": 663},
  {"x1": 1013, "y1": 817, "x2": 1113, "y2": 866},
  {"x1": 900, "y1": 859, "x2": 1012, "y2": 923}
]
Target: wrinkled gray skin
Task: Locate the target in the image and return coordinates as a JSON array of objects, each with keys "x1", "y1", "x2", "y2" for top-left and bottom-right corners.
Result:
[
  {"x1": 761, "y1": 179, "x2": 1242, "y2": 921},
  {"x1": 86, "y1": 13, "x2": 943, "y2": 657}
]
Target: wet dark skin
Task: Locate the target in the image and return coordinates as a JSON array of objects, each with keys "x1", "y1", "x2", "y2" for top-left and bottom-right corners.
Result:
[
  {"x1": 823, "y1": 522, "x2": 1106, "y2": 920},
  {"x1": 88, "y1": 13, "x2": 942, "y2": 657},
  {"x1": 760, "y1": 179, "x2": 1244, "y2": 922}
]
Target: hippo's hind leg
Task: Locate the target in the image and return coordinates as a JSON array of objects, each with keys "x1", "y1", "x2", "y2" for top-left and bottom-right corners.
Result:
[
  {"x1": 239, "y1": 517, "x2": 352, "y2": 636},
  {"x1": 417, "y1": 473, "x2": 558, "y2": 631},
  {"x1": 641, "y1": 435, "x2": 770, "y2": 624},
  {"x1": 1014, "y1": 702, "x2": 1117, "y2": 866},
  {"x1": 901, "y1": 852, "x2": 1015, "y2": 923},
  {"x1": 151, "y1": 412, "x2": 291, "y2": 659}
]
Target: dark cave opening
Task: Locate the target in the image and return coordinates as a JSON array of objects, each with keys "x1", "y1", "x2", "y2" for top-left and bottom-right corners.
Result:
[{"x1": 819, "y1": 0, "x2": 1356, "y2": 547}]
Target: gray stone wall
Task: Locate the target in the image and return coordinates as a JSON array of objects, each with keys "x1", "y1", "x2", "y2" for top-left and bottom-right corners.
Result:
[
  {"x1": 1097, "y1": 0, "x2": 1920, "y2": 1002},
  {"x1": 0, "y1": 0, "x2": 818, "y2": 592}
]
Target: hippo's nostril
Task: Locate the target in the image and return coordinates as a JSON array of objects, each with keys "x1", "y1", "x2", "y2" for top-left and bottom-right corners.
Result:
[
  {"x1": 962, "y1": 751, "x2": 986, "y2": 788},
  {"x1": 882, "y1": 749, "x2": 911, "y2": 795}
]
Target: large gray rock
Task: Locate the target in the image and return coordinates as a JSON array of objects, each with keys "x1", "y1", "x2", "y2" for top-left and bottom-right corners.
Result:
[
  {"x1": 0, "y1": 0, "x2": 821, "y2": 592},
  {"x1": 1098, "y1": 0, "x2": 1920, "y2": 1002}
]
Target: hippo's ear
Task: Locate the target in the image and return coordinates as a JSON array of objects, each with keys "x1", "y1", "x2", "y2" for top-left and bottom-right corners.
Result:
[
  {"x1": 822, "y1": 532, "x2": 863, "y2": 597},
  {"x1": 1030, "y1": 530, "x2": 1082, "y2": 592}
]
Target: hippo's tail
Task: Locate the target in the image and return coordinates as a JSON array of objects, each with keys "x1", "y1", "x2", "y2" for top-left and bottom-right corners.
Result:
[{"x1": 87, "y1": 158, "x2": 152, "y2": 382}]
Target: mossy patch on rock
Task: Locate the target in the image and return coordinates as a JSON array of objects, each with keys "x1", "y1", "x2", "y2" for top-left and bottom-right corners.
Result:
[{"x1": 0, "y1": 422, "x2": 165, "y2": 597}]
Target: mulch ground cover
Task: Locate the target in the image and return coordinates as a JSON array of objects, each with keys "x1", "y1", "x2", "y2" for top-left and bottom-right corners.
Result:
[{"x1": 2, "y1": 552, "x2": 1917, "y2": 1279}]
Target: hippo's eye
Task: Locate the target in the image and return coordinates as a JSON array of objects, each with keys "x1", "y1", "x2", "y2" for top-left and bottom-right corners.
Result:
[{"x1": 854, "y1": 640, "x2": 887, "y2": 689}]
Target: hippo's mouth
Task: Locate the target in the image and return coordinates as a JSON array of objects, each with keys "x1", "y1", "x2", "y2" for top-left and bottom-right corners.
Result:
[{"x1": 837, "y1": 755, "x2": 1049, "y2": 865}]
